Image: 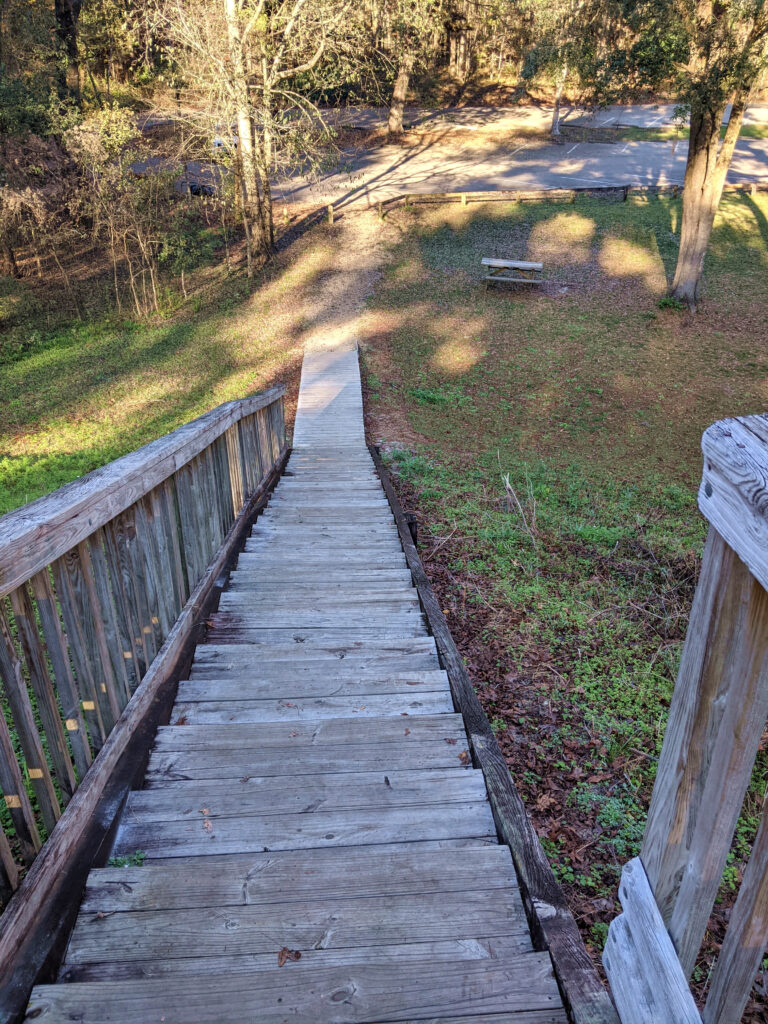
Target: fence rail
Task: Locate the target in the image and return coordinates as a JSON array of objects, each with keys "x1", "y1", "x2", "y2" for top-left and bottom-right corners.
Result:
[
  {"x1": 604, "y1": 413, "x2": 768, "y2": 1024},
  {"x1": 0, "y1": 387, "x2": 285, "y2": 899}
]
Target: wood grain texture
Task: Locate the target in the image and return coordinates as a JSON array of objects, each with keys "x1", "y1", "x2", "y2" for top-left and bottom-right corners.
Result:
[
  {"x1": 176, "y1": 670, "x2": 448, "y2": 700},
  {"x1": 29, "y1": 571, "x2": 92, "y2": 779},
  {"x1": 699, "y1": 415, "x2": 768, "y2": 591},
  {"x1": 112, "y1": 801, "x2": 497, "y2": 858},
  {"x1": 58, "y1": 938, "x2": 545, "y2": 989},
  {"x1": 170, "y1": 690, "x2": 453, "y2": 722},
  {"x1": 602, "y1": 858, "x2": 701, "y2": 1024},
  {"x1": 29, "y1": 955, "x2": 563, "y2": 1023},
  {"x1": 702, "y1": 788, "x2": 768, "y2": 1024},
  {"x1": 63, "y1": 889, "x2": 531, "y2": 966},
  {"x1": 0, "y1": 389, "x2": 284, "y2": 598},
  {"x1": 0, "y1": 689, "x2": 40, "y2": 863},
  {"x1": 8, "y1": 585, "x2": 77, "y2": 800},
  {"x1": 145, "y1": 739, "x2": 471, "y2": 781},
  {"x1": 80, "y1": 842, "x2": 515, "y2": 913},
  {"x1": 151, "y1": 714, "x2": 466, "y2": 750},
  {"x1": 0, "y1": 605, "x2": 61, "y2": 833},
  {"x1": 641, "y1": 527, "x2": 768, "y2": 973}
]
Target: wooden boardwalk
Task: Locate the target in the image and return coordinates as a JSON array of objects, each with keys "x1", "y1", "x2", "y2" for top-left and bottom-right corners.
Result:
[{"x1": 26, "y1": 344, "x2": 568, "y2": 1023}]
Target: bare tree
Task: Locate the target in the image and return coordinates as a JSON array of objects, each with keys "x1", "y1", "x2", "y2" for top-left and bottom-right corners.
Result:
[{"x1": 159, "y1": 0, "x2": 351, "y2": 274}]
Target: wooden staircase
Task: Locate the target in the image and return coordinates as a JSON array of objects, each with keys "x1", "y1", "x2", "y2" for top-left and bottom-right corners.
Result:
[{"x1": 25, "y1": 345, "x2": 567, "y2": 1022}]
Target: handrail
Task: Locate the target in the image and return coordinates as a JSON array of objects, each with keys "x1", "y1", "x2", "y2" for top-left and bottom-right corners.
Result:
[
  {"x1": 603, "y1": 414, "x2": 768, "y2": 1024},
  {"x1": 0, "y1": 387, "x2": 284, "y2": 598},
  {"x1": 0, "y1": 387, "x2": 286, "y2": 902}
]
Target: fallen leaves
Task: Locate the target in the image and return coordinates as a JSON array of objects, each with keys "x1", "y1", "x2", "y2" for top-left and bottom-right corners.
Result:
[{"x1": 277, "y1": 947, "x2": 302, "y2": 968}]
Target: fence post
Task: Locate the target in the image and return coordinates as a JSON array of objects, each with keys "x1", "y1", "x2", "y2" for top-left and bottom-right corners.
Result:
[{"x1": 604, "y1": 413, "x2": 768, "y2": 1023}]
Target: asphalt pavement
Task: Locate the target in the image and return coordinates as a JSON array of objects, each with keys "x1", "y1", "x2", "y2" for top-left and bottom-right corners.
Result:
[
  {"x1": 272, "y1": 134, "x2": 768, "y2": 209},
  {"x1": 135, "y1": 104, "x2": 768, "y2": 208}
]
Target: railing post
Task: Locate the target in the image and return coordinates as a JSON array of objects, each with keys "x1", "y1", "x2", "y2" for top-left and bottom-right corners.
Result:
[
  {"x1": 641, "y1": 525, "x2": 768, "y2": 972},
  {"x1": 604, "y1": 414, "x2": 768, "y2": 1024}
]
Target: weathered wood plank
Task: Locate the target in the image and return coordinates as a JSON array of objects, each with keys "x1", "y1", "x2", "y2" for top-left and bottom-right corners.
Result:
[
  {"x1": 64, "y1": 888, "x2": 531, "y2": 966},
  {"x1": 193, "y1": 637, "x2": 438, "y2": 658},
  {"x1": 206, "y1": 626, "x2": 428, "y2": 642},
  {"x1": 118, "y1": 769, "x2": 485, "y2": 824},
  {"x1": 699, "y1": 415, "x2": 768, "y2": 591},
  {"x1": 0, "y1": 686, "x2": 41, "y2": 863},
  {"x1": 51, "y1": 548, "x2": 115, "y2": 745},
  {"x1": 171, "y1": 690, "x2": 453, "y2": 723},
  {"x1": 206, "y1": 608, "x2": 425, "y2": 629},
  {"x1": 0, "y1": 825, "x2": 19, "y2": 898},
  {"x1": 30, "y1": 955, "x2": 564, "y2": 1022},
  {"x1": 146, "y1": 739, "x2": 471, "y2": 781},
  {"x1": 0, "y1": 605, "x2": 61, "y2": 833},
  {"x1": 177, "y1": 669, "x2": 449, "y2": 700},
  {"x1": 85, "y1": 532, "x2": 134, "y2": 705},
  {"x1": 603, "y1": 858, "x2": 701, "y2": 1024},
  {"x1": 113, "y1": 800, "x2": 497, "y2": 858},
  {"x1": 81, "y1": 843, "x2": 514, "y2": 913},
  {"x1": 152, "y1": 714, "x2": 466, "y2": 750},
  {"x1": 59, "y1": 935, "x2": 529, "y2": 983},
  {"x1": 29, "y1": 571, "x2": 92, "y2": 779},
  {"x1": 641, "y1": 526, "x2": 768, "y2": 973},
  {"x1": 8, "y1": 585, "x2": 77, "y2": 801},
  {"x1": 702, "y1": 789, "x2": 768, "y2": 1024},
  {"x1": 102, "y1": 512, "x2": 152, "y2": 681},
  {"x1": 0, "y1": 389, "x2": 284, "y2": 598}
]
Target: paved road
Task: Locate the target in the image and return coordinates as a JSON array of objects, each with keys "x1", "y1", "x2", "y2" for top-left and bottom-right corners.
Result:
[
  {"x1": 135, "y1": 104, "x2": 768, "y2": 208},
  {"x1": 273, "y1": 134, "x2": 768, "y2": 209},
  {"x1": 327, "y1": 102, "x2": 768, "y2": 132}
]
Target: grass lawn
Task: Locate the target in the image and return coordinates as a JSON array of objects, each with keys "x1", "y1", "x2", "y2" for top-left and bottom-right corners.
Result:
[
  {"x1": 0, "y1": 228, "x2": 347, "y2": 516},
  {"x1": 615, "y1": 122, "x2": 768, "y2": 142},
  {"x1": 361, "y1": 192, "x2": 768, "y2": 1009}
]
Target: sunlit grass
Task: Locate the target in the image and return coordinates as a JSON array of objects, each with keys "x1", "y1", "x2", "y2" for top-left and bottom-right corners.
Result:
[{"x1": 0, "y1": 232, "x2": 341, "y2": 515}]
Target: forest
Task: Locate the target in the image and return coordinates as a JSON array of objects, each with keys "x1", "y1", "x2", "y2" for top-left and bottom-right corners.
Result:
[{"x1": 2, "y1": 0, "x2": 768, "y2": 331}]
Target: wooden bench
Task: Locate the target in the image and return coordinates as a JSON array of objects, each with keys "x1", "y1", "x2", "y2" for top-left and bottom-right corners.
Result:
[{"x1": 482, "y1": 258, "x2": 543, "y2": 289}]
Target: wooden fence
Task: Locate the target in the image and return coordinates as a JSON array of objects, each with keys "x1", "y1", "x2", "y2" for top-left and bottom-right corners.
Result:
[
  {"x1": 604, "y1": 414, "x2": 768, "y2": 1024},
  {"x1": 0, "y1": 387, "x2": 285, "y2": 898}
]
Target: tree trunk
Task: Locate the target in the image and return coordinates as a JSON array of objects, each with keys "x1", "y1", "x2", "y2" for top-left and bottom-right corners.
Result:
[
  {"x1": 54, "y1": 0, "x2": 83, "y2": 101},
  {"x1": 670, "y1": 92, "x2": 747, "y2": 308},
  {"x1": 223, "y1": 0, "x2": 267, "y2": 264},
  {"x1": 1, "y1": 240, "x2": 19, "y2": 278},
  {"x1": 388, "y1": 53, "x2": 414, "y2": 137},
  {"x1": 551, "y1": 63, "x2": 568, "y2": 136}
]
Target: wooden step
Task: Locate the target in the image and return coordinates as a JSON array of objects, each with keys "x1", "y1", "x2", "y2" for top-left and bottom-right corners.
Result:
[
  {"x1": 152, "y1": 714, "x2": 466, "y2": 751},
  {"x1": 30, "y1": 954, "x2": 565, "y2": 1021},
  {"x1": 112, "y1": 800, "x2": 497, "y2": 859},
  {"x1": 170, "y1": 690, "x2": 453, "y2": 723},
  {"x1": 145, "y1": 738, "x2": 471, "y2": 782},
  {"x1": 178, "y1": 669, "x2": 449, "y2": 699},
  {"x1": 62, "y1": 888, "x2": 531, "y2": 967},
  {"x1": 81, "y1": 841, "x2": 515, "y2": 912}
]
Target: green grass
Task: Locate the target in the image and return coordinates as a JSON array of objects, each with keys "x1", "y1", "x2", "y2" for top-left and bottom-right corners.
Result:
[
  {"x1": 0, "y1": 229, "x2": 345, "y2": 515},
  {"x1": 364, "y1": 192, "x2": 768, "y2": 969},
  {"x1": 614, "y1": 122, "x2": 768, "y2": 142}
]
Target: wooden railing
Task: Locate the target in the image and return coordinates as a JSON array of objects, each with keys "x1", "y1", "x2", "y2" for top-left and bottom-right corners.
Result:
[
  {"x1": 0, "y1": 387, "x2": 285, "y2": 898},
  {"x1": 604, "y1": 414, "x2": 768, "y2": 1024}
]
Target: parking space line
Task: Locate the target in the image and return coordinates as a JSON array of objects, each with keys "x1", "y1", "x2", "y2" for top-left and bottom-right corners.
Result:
[{"x1": 567, "y1": 143, "x2": 580, "y2": 155}]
